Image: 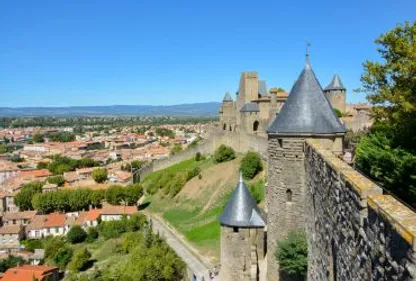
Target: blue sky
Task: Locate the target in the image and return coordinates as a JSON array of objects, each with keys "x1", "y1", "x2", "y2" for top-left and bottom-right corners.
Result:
[{"x1": 0, "y1": 0, "x2": 415, "y2": 107}]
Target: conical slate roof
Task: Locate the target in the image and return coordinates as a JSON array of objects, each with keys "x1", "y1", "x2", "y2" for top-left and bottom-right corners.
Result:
[
  {"x1": 267, "y1": 57, "x2": 346, "y2": 135},
  {"x1": 219, "y1": 173, "x2": 265, "y2": 228},
  {"x1": 324, "y1": 74, "x2": 346, "y2": 91},
  {"x1": 223, "y1": 92, "x2": 233, "y2": 102}
]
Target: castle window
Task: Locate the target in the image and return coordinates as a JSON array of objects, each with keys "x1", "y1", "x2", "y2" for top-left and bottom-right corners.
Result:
[
  {"x1": 223, "y1": 123, "x2": 226, "y2": 130},
  {"x1": 286, "y1": 189, "x2": 292, "y2": 202},
  {"x1": 253, "y1": 121, "x2": 259, "y2": 132},
  {"x1": 229, "y1": 126, "x2": 232, "y2": 132},
  {"x1": 233, "y1": 227, "x2": 239, "y2": 233},
  {"x1": 278, "y1": 139, "x2": 283, "y2": 148}
]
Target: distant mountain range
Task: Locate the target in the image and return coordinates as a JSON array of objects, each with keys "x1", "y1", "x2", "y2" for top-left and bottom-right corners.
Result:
[{"x1": 0, "y1": 102, "x2": 221, "y2": 117}]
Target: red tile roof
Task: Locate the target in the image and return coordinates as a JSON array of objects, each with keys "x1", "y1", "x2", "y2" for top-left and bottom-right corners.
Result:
[
  {"x1": 20, "y1": 169, "x2": 52, "y2": 178},
  {"x1": 43, "y1": 213, "x2": 66, "y2": 228},
  {"x1": 85, "y1": 209, "x2": 101, "y2": 221},
  {"x1": 1, "y1": 265, "x2": 58, "y2": 281}
]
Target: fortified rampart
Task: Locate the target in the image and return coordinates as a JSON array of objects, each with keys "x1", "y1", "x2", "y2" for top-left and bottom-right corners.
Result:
[{"x1": 305, "y1": 139, "x2": 416, "y2": 281}]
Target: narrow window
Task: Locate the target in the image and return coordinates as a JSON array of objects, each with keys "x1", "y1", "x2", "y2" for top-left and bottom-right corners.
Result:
[
  {"x1": 223, "y1": 123, "x2": 226, "y2": 130},
  {"x1": 286, "y1": 189, "x2": 292, "y2": 202},
  {"x1": 253, "y1": 121, "x2": 259, "y2": 132},
  {"x1": 233, "y1": 227, "x2": 239, "y2": 233},
  {"x1": 278, "y1": 139, "x2": 283, "y2": 147}
]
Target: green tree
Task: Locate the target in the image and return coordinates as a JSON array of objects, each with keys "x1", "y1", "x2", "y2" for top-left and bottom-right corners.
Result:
[
  {"x1": 359, "y1": 21, "x2": 416, "y2": 151},
  {"x1": 0, "y1": 144, "x2": 7, "y2": 154},
  {"x1": 47, "y1": 175, "x2": 65, "y2": 186},
  {"x1": 32, "y1": 134, "x2": 45, "y2": 143},
  {"x1": 0, "y1": 255, "x2": 25, "y2": 273},
  {"x1": 67, "y1": 225, "x2": 87, "y2": 244},
  {"x1": 276, "y1": 230, "x2": 308, "y2": 281},
  {"x1": 48, "y1": 132, "x2": 76, "y2": 142},
  {"x1": 356, "y1": 21, "x2": 416, "y2": 206},
  {"x1": 53, "y1": 246, "x2": 73, "y2": 269},
  {"x1": 44, "y1": 236, "x2": 66, "y2": 260},
  {"x1": 86, "y1": 227, "x2": 99, "y2": 243},
  {"x1": 92, "y1": 168, "x2": 108, "y2": 183},
  {"x1": 14, "y1": 181, "x2": 43, "y2": 211},
  {"x1": 213, "y1": 145, "x2": 235, "y2": 163},
  {"x1": 68, "y1": 248, "x2": 92, "y2": 273},
  {"x1": 240, "y1": 151, "x2": 263, "y2": 179}
]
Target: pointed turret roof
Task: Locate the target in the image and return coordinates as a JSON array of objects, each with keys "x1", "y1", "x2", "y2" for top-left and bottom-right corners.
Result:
[
  {"x1": 219, "y1": 173, "x2": 265, "y2": 228},
  {"x1": 223, "y1": 91, "x2": 233, "y2": 102},
  {"x1": 324, "y1": 74, "x2": 346, "y2": 91},
  {"x1": 267, "y1": 56, "x2": 346, "y2": 135}
]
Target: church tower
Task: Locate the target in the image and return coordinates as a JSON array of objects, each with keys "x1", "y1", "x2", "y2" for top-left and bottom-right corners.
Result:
[
  {"x1": 219, "y1": 173, "x2": 266, "y2": 281},
  {"x1": 323, "y1": 74, "x2": 347, "y2": 114},
  {"x1": 266, "y1": 56, "x2": 346, "y2": 281}
]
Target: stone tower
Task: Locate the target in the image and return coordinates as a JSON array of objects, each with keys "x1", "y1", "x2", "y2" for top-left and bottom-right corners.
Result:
[
  {"x1": 220, "y1": 91, "x2": 236, "y2": 131},
  {"x1": 219, "y1": 173, "x2": 266, "y2": 281},
  {"x1": 266, "y1": 56, "x2": 346, "y2": 281},
  {"x1": 323, "y1": 74, "x2": 346, "y2": 114}
]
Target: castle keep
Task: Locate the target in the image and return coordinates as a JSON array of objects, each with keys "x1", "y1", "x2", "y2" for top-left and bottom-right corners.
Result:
[{"x1": 218, "y1": 56, "x2": 416, "y2": 281}]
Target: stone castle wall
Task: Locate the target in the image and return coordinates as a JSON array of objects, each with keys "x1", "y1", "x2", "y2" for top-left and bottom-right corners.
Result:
[
  {"x1": 305, "y1": 139, "x2": 416, "y2": 281},
  {"x1": 220, "y1": 226, "x2": 265, "y2": 281}
]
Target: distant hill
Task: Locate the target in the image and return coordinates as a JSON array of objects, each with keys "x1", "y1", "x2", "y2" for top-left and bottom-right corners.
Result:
[{"x1": 0, "y1": 102, "x2": 221, "y2": 117}]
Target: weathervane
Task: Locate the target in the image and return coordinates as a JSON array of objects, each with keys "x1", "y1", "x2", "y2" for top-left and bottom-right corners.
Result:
[{"x1": 306, "y1": 41, "x2": 311, "y2": 64}]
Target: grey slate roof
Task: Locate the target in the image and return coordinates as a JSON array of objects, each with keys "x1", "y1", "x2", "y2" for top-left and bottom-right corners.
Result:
[
  {"x1": 240, "y1": 103, "x2": 259, "y2": 113},
  {"x1": 223, "y1": 91, "x2": 233, "y2": 102},
  {"x1": 219, "y1": 173, "x2": 266, "y2": 228},
  {"x1": 267, "y1": 57, "x2": 346, "y2": 135},
  {"x1": 324, "y1": 74, "x2": 346, "y2": 91},
  {"x1": 258, "y1": 80, "x2": 268, "y2": 97}
]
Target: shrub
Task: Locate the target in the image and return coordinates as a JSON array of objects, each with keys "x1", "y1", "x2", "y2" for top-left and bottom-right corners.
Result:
[
  {"x1": 276, "y1": 230, "x2": 308, "y2": 280},
  {"x1": 170, "y1": 144, "x2": 183, "y2": 156},
  {"x1": 186, "y1": 167, "x2": 201, "y2": 181},
  {"x1": 333, "y1": 108, "x2": 342, "y2": 118},
  {"x1": 53, "y1": 246, "x2": 73, "y2": 269},
  {"x1": 240, "y1": 151, "x2": 263, "y2": 179},
  {"x1": 86, "y1": 227, "x2": 99, "y2": 243},
  {"x1": 92, "y1": 168, "x2": 108, "y2": 183},
  {"x1": 68, "y1": 248, "x2": 91, "y2": 273},
  {"x1": 21, "y1": 239, "x2": 43, "y2": 252},
  {"x1": 0, "y1": 255, "x2": 25, "y2": 273},
  {"x1": 214, "y1": 145, "x2": 235, "y2": 163},
  {"x1": 67, "y1": 225, "x2": 87, "y2": 244},
  {"x1": 195, "y1": 152, "x2": 202, "y2": 161},
  {"x1": 47, "y1": 175, "x2": 65, "y2": 186},
  {"x1": 44, "y1": 236, "x2": 66, "y2": 260}
]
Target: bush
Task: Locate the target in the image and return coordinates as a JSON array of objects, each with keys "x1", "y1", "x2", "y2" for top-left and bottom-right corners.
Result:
[
  {"x1": 53, "y1": 246, "x2": 73, "y2": 269},
  {"x1": 21, "y1": 239, "x2": 43, "y2": 252},
  {"x1": 44, "y1": 236, "x2": 66, "y2": 260},
  {"x1": 68, "y1": 248, "x2": 91, "y2": 273},
  {"x1": 333, "y1": 108, "x2": 342, "y2": 118},
  {"x1": 240, "y1": 151, "x2": 263, "y2": 179},
  {"x1": 92, "y1": 168, "x2": 108, "y2": 183},
  {"x1": 170, "y1": 144, "x2": 183, "y2": 156},
  {"x1": 186, "y1": 167, "x2": 201, "y2": 181},
  {"x1": 86, "y1": 227, "x2": 99, "y2": 243},
  {"x1": 0, "y1": 255, "x2": 25, "y2": 273},
  {"x1": 47, "y1": 175, "x2": 65, "y2": 186},
  {"x1": 276, "y1": 230, "x2": 308, "y2": 280},
  {"x1": 67, "y1": 225, "x2": 87, "y2": 244},
  {"x1": 195, "y1": 152, "x2": 202, "y2": 161},
  {"x1": 214, "y1": 145, "x2": 235, "y2": 163}
]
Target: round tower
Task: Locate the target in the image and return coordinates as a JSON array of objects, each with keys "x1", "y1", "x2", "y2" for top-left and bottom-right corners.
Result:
[
  {"x1": 323, "y1": 74, "x2": 346, "y2": 114},
  {"x1": 219, "y1": 173, "x2": 266, "y2": 281},
  {"x1": 266, "y1": 56, "x2": 346, "y2": 281}
]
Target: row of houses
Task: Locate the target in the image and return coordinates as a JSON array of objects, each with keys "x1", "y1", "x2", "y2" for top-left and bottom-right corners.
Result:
[{"x1": 0, "y1": 204, "x2": 137, "y2": 254}]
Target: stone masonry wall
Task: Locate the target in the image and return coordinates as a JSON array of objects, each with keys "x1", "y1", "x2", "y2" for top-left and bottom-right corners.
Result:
[
  {"x1": 267, "y1": 136, "x2": 306, "y2": 281},
  {"x1": 220, "y1": 226, "x2": 264, "y2": 281},
  {"x1": 305, "y1": 139, "x2": 416, "y2": 281}
]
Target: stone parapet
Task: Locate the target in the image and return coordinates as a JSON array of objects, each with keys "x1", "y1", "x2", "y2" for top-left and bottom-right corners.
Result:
[{"x1": 305, "y1": 139, "x2": 416, "y2": 281}]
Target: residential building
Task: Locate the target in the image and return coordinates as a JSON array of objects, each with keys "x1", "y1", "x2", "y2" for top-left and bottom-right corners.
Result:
[
  {"x1": 0, "y1": 225, "x2": 24, "y2": 254},
  {"x1": 1, "y1": 265, "x2": 59, "y2": 281}
]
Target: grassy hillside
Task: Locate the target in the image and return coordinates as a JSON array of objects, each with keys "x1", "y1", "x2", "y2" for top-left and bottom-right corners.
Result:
[{"x1": 142, "y1": 154, "x2": 266, "y2": 263}]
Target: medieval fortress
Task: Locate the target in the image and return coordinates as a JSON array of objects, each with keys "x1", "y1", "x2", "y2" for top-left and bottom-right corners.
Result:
[{"x1": 216, "y1": 57, "x2": 416, "y2": 281}]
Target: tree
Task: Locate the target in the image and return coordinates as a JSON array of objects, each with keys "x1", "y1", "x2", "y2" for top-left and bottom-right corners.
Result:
[
  {"x1": 359, "y1": 21, "x2": 416, "y2": 151},
  {"x1": 67, "y1": 225, "x2": 87, "y2": 244},
  {"x1": 0, "y1": 255, "x2": 25, "y2": 273},
  {"x1": 0, "y1": 145, "x2": 7, "y2": 154},
  {"x1": 240, "y1": 151, "x2": 263, "y2": 179},
  {"x1": 213, "y1": 145, "x2": 236, "y2": 163},
  {"x1": 32, "y1": 134, "x2": 45, "y2": 143},
  {"x1": 276, "y1": 230, "x2": 308, "y2": 280},
  {"x1": 86, "y1": 227, "x2": 99, "y2": 243},
  {"x1": 14, "y1": 181, "x2": 43, "y2": 211},
  {"x1": 68, "y1": 248, "x2": 91, "y2": 273},
  {"x1": 44, "y1": 236, "x2": 66, "y2": 260},
  {"x1": 53, "y1": 246, "x2": 73, "y2": 269},
  {"x1": 92, "y1": 168, "x2": 108, "y2": 183},
  {"x1": 47, "y1": 175, "x2": 65, "y2": 186},
  {"x1": 356, "y1": 21, "x2": 416, "y2": 206},
  {"x1": 48, "y1": 132, "x2": 76, "y2": 142}
]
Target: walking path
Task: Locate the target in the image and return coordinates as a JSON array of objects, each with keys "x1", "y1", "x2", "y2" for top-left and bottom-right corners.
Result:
[{"x1": 150, "y1": 214, "x2": 219, "y2": 281}]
